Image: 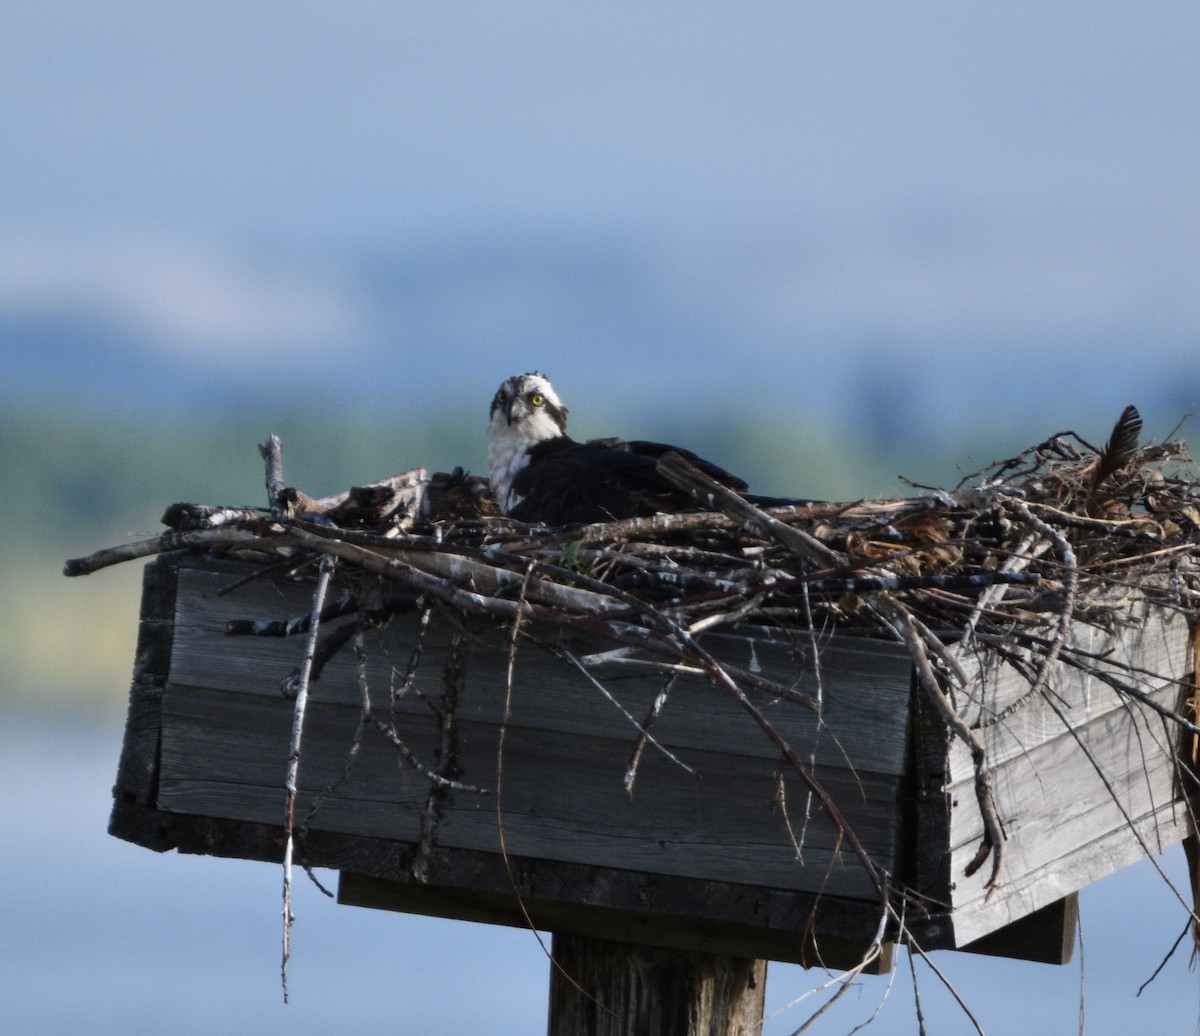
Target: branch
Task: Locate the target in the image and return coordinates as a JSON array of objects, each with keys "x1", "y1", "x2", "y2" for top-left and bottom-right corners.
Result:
[
  {"x1": 63, "y1": 527, "x2": 276, "y2": 576},
  {"x1": 259, "y1": 434, "x2": 286, "y2": 518},
  {"x1": 280, "y1": 554, "x2": 336, "y2": 1002},
  {"x1": 655, "y1": 451, "x2": 846, "y2": 569}
]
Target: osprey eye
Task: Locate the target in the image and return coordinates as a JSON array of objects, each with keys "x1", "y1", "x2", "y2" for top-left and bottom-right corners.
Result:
[{"x1": 530, "y1": 393, "x2": 545, "y2": 407}]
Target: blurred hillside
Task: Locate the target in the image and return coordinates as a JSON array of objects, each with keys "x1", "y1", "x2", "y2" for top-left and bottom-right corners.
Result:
[
  {"x1": 7, "y1": 221, "x2": 1200, "y2": 439},
  {"x1": 7, "y1": 392, "x2": 1169, "y2": 710}
]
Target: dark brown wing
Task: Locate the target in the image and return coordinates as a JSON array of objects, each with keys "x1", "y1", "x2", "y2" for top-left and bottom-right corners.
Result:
[
  {"x1": 1085, "y1": 404, "x2": 1142, "y2": 517},
  {"x1": 507, "y1": 436, "x2": 748, "y2": 524}
]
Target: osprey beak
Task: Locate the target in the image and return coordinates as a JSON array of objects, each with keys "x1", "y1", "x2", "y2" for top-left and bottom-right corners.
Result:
[{"x1": 504, "y1": 396, "x2": 519, "y2": 425}]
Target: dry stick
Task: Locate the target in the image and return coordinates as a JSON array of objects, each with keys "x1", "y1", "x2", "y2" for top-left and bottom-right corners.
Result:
[
  {"x1": 291, "y1": 518, "x2": 625, "y2": 615},
  {"x1": 259, "y1": 434, "x2": 286, "y2": 518},
  {"x1": 393, "y1": 601, "x2": 433, "y2": 703},
  {"x1": 953, "y1": 526, "x2": 1044, "y2": 644},
  {"x1": 651, "y1": 455, "x2": 901, "y2": 902},
  {"x1": 1136, "y1": 921, "x2": 1191, "y2": 997},
  {"x1": 543, "y1": 554, "x2": 863, "y2": 1006},
  {"x1": 657, "y1": 454, "x2": 1005, "y2": 893},
  {"x1": 292, "y1": 630, "x2": 373, "y2": 901},
  {"x1": 975, "y1": 636, "x2": 1200, "y2": 737},
  {"x1": 492, "y1": 565, "x2": 616, "y2": 1019},
  {"x1": 302, "y1": 629, "x2": 368, "y2": 819},
  {"x1": 1039, "y1": 687, "x2": 1197, "y2": 920},
  {"x1": 283, "y1": 526, "x2": 684, "y2": 663},
  {"x1": 63, "y1": 526, "x2": 276, "y2": 576},
  {"x1": 1076, "y1": 907, "x2": 1087, "y2": 1036},
  {"x1": 161, "y1": 503, "x2": 268, "y2": 531},
  {"x1": 986, "y1": 498, "x2": 1080, "y2": 724},
  {"x1": 654, "y1": 452, "x2": 968, "y2": 689},
  {"x1": 300, "y1": 630, "x2": 373, "y2": 836},
  {"x1": 1058, "y1": 655, "x2": 1196, "y2": 744},
  {"x1": 494, "y1": 561, "x2": 541, "y2": 914},
  {"x1": 906, "y1": 931, "x2": 929, "y2": 1036},
  {"x1": 885, "y1": 600, "x2": 1006, "y2": 892},
  {"x1": 763, "y1": 932, "x2": 888, "y2": 1031},
  {"x1": 297, "y1": 467, "x2": 427, "y2": 514},
  {"x1": 795, "y1": 583, "x2": 827, "y2": 862},
  {"x1": 412, "y1": 632, "x2": 466, "y2": 882},
  {"x1": 280, "y1": 553, "x2": 336, "y2": 1004},
  {"x1": 498, "y1": 496, "x2": 922, "y2": 554},
  {"x1": 623, "y1": 671, "x2": 680, "y2": 793},
  {"x1": 364, "y1": 604, "x2": 484, "y2": 794},
  {"x1": 655, "y1": 451, "x2": 847, "y2": 569},
  {"x1": 777, "y1": 900, "x2": 894, "y2": 1032},
  {"x1": 669, "y1": 613, "x2": 896, "y2": 908},
  {"x1": 904, "y1": 933, "x2": 987, "y2": 1036},
  {"x1": 557, "y1": 648, "x2": 696, "y2": 781},
  {"x1": 366, "y1": 716, "x2": 484, "y2": 792}
]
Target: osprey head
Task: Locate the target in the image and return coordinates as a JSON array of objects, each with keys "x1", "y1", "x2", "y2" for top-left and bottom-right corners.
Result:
[
  {"x1": 487, "y1": 372, "x2": 569, "y2": 513},
  {"x1": 489, "y1": 371, "x2": 568, "y2": 437}
]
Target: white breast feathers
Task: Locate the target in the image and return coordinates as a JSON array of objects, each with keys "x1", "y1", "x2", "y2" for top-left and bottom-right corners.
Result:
[{"x1": 487, "y1": 430, "x2": 531, "y2": 514}]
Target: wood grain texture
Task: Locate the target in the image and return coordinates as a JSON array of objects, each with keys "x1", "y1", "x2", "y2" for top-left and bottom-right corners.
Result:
[
  {"x1": 546, "y1": 933, "x2": 766, "y2": 1036},
  {"x1": 936, "y1": 603, "x2": 1192, "y2": 946},
  {"x1": 108, "y1": 558, "x2": 178, "y2": 846},
  {"x1": 167, "y1": 567, "x2": 916, "y2": 773},
  {"x1": 157, "y1": 559, "x2": 917, "y2": 900}
]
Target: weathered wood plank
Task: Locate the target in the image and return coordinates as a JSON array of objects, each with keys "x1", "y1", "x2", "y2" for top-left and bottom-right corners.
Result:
[
  {"x1": 943, "y1": 796, "x2": 1188, "y2": 947},
  {"x1": 951, "y1": 604, "x2": 1189, "y2": 765},
  {"x1": 958, "y1": 894, "x2": 1078, "y2": 965},
  {"x1": 155, "y1": 556, "x2": 916, "y2": 903},
  {"x1": 337, "y1": 870, "x2": 893, "y2": 972},
  {"x1": 158, "y1": 684, "x2": 901, "y2": 898},
  {"x1": 108, "y1": 558, "x2": 179, "y2": 850},
  {"x1": 932, "y1": 604, "x2": 1193, "y2": 946},
  {"x1": 167, "y1": 567, "x2": 917, "y2": 775},
  {"x1": 110, "y1": 786, "x2": 898, "y2": 967}
]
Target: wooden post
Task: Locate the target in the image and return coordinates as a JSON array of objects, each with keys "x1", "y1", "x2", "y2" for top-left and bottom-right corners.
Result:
[{"x1": 547, "y1": 933, "x2": 766, "y2": 1036}]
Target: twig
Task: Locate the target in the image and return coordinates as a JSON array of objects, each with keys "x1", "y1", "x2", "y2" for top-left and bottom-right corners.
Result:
[
  {"x1": 491, "y1": 564, "x2": 614, "y2": 1017},
  {"x1": 987, "y1": 499, "x2": 1079, "y2": 723},
  {"x1": 260, "y1": 434, "x2": 286, "y2": 518},
  {"x1": 412, "y1": 631, "x2": 466, "y2": 881},
  {"x1": 886, "y1": 600, "x2": 1006, "y2": 892},
  {"x1": 904, "y1": 933, "x2": 987, "y2": 1035},
  {"x1": 655, "y1": 451, "x2": 846, "y2": 569},
  {"x1": 624, "y1": 672, "x2": 680, "y2": 793},
  {"x1": 280, "y1": 553, "x2": 336, "y2": 1003},
  {"x1": 63, "y1": 526, "x2": 275, "y2": 576},
  {"x1": 555, "y1": 649, "x2": 695, "y2": 784}
]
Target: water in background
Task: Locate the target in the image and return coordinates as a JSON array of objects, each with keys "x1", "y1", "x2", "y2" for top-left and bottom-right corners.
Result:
[{"x1": 2, "y1": 707, "x2": 1198, "y2": 1035}]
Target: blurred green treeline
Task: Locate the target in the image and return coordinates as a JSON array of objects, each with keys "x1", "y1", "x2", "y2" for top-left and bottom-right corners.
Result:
[{"x1": 2, "y1": 396, "x2": 1060, "y2": 711}]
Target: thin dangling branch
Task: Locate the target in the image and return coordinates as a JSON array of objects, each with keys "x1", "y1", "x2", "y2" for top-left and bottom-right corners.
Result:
[{"x1": 280, "y1": 553, "x2": 337, "y2": 1003}]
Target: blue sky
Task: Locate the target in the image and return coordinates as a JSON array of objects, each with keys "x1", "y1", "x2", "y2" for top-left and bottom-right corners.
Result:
[
  {"x1": 5, "y1": 2, "x2": 1196, "y2": 240},
  {"x1": 3, "y1": 2, "x2": 1198, "y2": 435}
]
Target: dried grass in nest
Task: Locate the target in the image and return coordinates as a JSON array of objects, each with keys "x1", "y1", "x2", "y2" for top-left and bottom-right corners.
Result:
[{"x1": 64, "y1": 408, "x2": 1200, "y2": 903}]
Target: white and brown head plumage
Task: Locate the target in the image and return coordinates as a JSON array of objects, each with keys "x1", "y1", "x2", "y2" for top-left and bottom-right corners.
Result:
[
  {"x1": 485, "y1": 372, "x2": 787, "y2": 525},
  {"x1": 486, "y1": 371, "x2": 569, "y2": 515}
]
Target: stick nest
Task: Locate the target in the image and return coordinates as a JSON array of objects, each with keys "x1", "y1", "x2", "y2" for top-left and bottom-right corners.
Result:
[{"x1": 67, "y1": 406, "x2": 1200, "y2": 645}]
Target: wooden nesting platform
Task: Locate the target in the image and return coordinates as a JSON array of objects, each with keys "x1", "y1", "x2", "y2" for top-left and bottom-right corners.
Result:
[{"x1": 109, "y1": 552, "x2": 1195, "y2": 969}]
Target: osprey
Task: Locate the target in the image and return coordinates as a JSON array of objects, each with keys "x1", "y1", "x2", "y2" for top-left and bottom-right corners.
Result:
[{"x1": 487, "y1": 371, "x2": 763, "y2": 524}]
